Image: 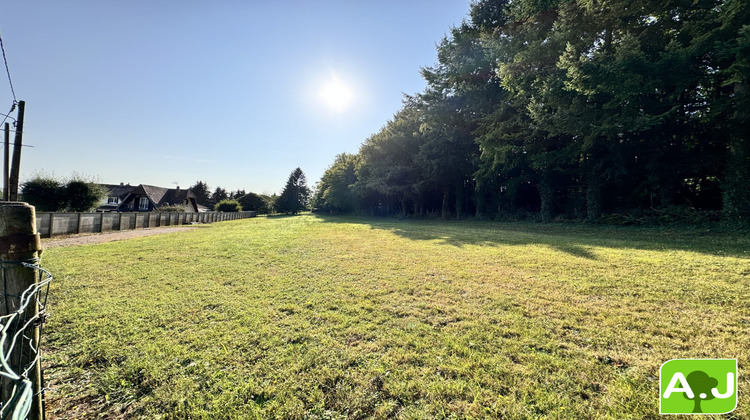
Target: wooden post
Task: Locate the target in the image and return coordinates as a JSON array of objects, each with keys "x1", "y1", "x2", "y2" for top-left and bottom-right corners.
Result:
[
  {"x1": 8, "y1": 101, "x2": 25, "y2": 201},
  {"x1": 3, "y1": 123, "x2": 9, "y2": 201},
  {"x1": 0, "y1": 202, "x2": 43, "y2": 420}
]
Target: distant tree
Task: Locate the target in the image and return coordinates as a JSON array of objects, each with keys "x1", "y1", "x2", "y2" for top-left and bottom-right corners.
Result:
[
  {"x1": 211, "y1": 187, "x2": 229, "y2": 204},
  {"x1": 65, "y1": 175, "x2": 107, "y2": 212},
  {"x1": 264, "y1": 194, "x2": 278, "y2": 214},
  {"x1": 276, "y1": 168, "x2": 310, "y2": 214},
  {"x1": 314, "y1": 153, "x2": 358, "y2": 213},
  {"x1": 214, "y1": 199, "x2": 242, "y2": 212},
  {"x1": 238, "y1": 192, "x2": 271, "y2": 214},
  {"x1": 230, "y1": 189, "x2": 246, "y2": 199},
  {"x1": 190, "y1": 181, "x2": 211, "y2": 207},
  {"x1": 21, "y1": 174, "x2": 66, "y2": 212}
]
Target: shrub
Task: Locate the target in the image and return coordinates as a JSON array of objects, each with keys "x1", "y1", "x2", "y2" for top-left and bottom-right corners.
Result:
[
  {"x1": 21, "y1": 174, "x2": 66, "y2": 211},
  {"x1": 214, "y1": 199, "x2": 242, "y2": 212},
  {"x1": 156, "y1": 205, "x2": 187, "y2": 213},
  {"x1": 22, "y1": 172, "x2": 106, "y2": 212},
  {"x1": 238, "y1": 193, "x2": 271, "y2": 214},
  {"x1": 65, "y1": 178, "x2": 108, "y2": 212}
]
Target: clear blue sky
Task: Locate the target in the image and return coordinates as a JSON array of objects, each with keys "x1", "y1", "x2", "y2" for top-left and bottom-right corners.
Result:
[{"x1": 0, "y1": 1, "x2": 470, "y2": 195}]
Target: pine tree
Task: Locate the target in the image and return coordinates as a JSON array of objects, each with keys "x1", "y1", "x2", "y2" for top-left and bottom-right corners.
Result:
[
  {"x1": 276, "y1": 168, "x2": 310, "y2": 214},
  {"x1": 211, "y1": 187, "x2": 229, "y2": 205},
  {"x1": 190, "y1": 181, "x2": 211, "y2": 207}
]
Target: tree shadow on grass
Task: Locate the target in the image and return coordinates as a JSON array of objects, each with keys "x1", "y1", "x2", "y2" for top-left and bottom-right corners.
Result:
[{"x1": 312, "y1": 214, "x2": 750, "y2": 260}]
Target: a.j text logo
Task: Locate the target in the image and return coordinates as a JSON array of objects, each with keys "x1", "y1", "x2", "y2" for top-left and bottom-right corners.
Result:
[{"x1": 660, "y1": 359, "x2": 737, "y2": 415}]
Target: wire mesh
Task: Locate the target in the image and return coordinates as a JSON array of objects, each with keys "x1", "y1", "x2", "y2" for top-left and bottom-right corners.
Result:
[{"x1": 0, "y1": 259, "x2": 52, "y2": 420}]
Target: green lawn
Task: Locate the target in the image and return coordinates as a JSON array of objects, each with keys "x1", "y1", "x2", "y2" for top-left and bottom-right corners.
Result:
[{"x1": 41, "y1": 215, "x2": 750, "y2": 419}]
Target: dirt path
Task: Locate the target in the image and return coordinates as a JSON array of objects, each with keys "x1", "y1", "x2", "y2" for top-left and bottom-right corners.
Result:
[{"x1": 42, "y1": 226, "x2": 197, "y2": 249}]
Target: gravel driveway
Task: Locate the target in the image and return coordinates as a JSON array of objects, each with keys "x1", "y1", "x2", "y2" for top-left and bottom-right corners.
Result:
[{"x1": 42, "y1": 226, "x2": 197, "y2": 249}]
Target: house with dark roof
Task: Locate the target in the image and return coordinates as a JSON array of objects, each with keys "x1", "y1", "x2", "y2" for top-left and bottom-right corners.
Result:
[
  {"x1": 98, "y1": 183, "x2": 136, "y2": 211},
  {"x1": 118, "y1": 185, "x2": 199, "y2": 212}
]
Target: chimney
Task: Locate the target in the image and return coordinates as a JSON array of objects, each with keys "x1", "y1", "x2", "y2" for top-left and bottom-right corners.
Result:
[{"x1": 120, "y1": 182, "x2": 124, "y2": 186}]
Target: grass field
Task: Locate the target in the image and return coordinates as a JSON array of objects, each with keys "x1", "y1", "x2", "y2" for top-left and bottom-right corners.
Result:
[{"x1": 41, "y1": 215, "x2": 749, "y2": 419}]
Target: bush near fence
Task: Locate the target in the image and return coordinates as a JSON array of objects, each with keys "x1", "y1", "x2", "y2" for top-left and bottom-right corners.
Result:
[{"x1": 35, "y1": 211, "x2": 256, "y2": 238}]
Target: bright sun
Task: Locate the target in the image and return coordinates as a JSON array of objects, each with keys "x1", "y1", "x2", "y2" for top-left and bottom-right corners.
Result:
[{"x1": 318, "y1": 75, "x2": 353, "y2": 112}]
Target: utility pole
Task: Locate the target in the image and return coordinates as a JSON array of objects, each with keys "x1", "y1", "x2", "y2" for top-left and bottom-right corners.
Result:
[
  {"x1": 3, "y1": 122, "x2": 8, "y2": 201},
  {"x1": 8, "y1": 100, "x2": 24, "y2": 201}
]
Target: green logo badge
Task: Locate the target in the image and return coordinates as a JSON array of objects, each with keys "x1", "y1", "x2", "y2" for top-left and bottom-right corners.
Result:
[{"x1": 660, "y1": 359, "x2": 737, "y2": 415}]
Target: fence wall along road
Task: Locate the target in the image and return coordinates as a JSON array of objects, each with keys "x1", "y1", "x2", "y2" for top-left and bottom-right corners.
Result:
[{"x1": 35, "y1": 211, "x2": 256, "y2": 238}]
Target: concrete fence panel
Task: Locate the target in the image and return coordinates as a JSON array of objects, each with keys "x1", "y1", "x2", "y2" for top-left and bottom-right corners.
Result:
[
  {"x1": 37, "y1": 213, "x2": 52, "y2": 238},
  {"x1": 35, "y1": 210, "x2": 257, "y2": 238},
  {"x1": 50, "y1": 213, "x2": 78, "y2": 236},
  {"x1": 79, "y1": 213, "x2": 101, "y2": 234},
  {"x1": 101, "y1": 213, "x2": 119, "y2": 232}
]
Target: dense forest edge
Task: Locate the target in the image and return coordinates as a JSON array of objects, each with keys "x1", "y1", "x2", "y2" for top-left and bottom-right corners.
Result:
[{"x1": 313, "y1": 0, "x2": 750, "y2": 225}]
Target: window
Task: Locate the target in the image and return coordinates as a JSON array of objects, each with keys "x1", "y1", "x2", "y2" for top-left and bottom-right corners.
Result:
[
  {"x1": 139, "y1": 197, "x2": 149, "y2": 210},
  {"x1": 107, "y1": 196, "x2": 119, "y2": 204}
]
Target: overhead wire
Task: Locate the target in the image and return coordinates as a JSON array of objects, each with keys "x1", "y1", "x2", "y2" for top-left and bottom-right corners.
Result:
[
  {"x1": 0, "y1": 29, "x2": 18, "y2": 103},
  {"x1": 0, "y1": 104, "x2": 14, "y2": 129},
  {"x1": 0, "y1": 28, "x2": 19, "y2": 135},
  {"x1": 0, "y1": 111, "x2": 15, "y2": 123}
]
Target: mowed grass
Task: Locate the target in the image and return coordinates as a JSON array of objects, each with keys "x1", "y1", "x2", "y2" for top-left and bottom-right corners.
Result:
[{"x1": 41, "y1": 215, "x2": 749, "y2": 419}]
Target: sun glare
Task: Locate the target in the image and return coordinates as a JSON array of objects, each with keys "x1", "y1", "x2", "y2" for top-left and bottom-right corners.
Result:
[{"x1": 319, "y1": 75, "x2": 353, "y2": 112}]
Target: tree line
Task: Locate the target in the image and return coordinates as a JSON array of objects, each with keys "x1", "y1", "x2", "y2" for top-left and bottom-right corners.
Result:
[
  {"x1": 18, "y1": 167, "x2": 311, "y2": 214},
  {"x1": 192, "y1": 167, "x2": 310, "y2": 214},
  {"x1": 314, "y1": 0, "x2": 749, "y2": 223}
]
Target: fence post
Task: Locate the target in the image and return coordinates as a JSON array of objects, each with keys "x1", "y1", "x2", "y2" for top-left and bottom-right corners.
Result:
[{"x1": 0, "y1": 202, "x2": 43, "y2": 420}]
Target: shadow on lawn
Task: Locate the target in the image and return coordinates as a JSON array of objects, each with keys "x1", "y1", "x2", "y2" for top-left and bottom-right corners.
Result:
[{"x1": 313, "y1": 214, "x2": 750, "y2": 260}]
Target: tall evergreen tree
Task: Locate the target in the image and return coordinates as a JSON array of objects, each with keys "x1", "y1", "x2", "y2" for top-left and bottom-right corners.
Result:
[
  {"x1": 276, "y1": 168, "x2": 310, "y2": 214},
  {"x1": 211, "y1": 187, "x2": 229, "y2": 205},
  {"x1": 190, "y1": 181, "x2": 211, "y2": 207}
]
